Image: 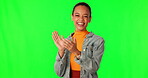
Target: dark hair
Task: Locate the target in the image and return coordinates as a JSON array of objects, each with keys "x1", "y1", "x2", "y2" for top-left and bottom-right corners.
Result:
[{"x1": 72, "y1": 2, "x2": 91, "y2": 17}]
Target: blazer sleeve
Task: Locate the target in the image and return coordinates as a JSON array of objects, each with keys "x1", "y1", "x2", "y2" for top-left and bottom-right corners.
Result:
[
  {"x1": 75, "y1": 38, "x2": 105, "y2": 74},
  {"x1": 54, "y1": 50, "x2": 67, "y2": 77}
]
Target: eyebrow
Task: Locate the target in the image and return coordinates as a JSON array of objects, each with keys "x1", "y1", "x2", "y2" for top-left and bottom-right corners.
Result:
[
  {"x1": 74, "y1": 13, "x2": 88, "y2": 15},
  {"x1": 83, "y1": 14, "x2": 88, "y2": 15},
  {"x1": 74, "y1": 13, "x2": 79, "y2": 15}
]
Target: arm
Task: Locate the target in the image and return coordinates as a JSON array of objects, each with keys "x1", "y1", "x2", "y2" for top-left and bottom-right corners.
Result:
[
  {"x1": 75, "y1": 38, "x2": 105, "y2": 74},
  {"x1": 54, "y1": 50, "x2": 67, "y2": 77},
  {"x1": 52, "y1": 31, "x2": 67, "y2": 77}
]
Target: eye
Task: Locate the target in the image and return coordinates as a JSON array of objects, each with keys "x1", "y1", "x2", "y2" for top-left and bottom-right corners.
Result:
[
  {"x1": 75, "y1": 15, "x2": 79, "y2": 17},
  {"x1": 84, "y1": 16, "x2": 88, "y2": 18}
]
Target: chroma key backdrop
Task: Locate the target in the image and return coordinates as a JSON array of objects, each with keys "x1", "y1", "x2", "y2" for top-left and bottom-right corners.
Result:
[{"x1": 0, "y1": 0, "x2": 148, "y2": 78}]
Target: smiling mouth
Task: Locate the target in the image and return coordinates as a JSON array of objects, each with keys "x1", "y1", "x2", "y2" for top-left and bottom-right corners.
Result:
[{"x1": 77, "y1": 22, "x2": 85, "y2": 26}]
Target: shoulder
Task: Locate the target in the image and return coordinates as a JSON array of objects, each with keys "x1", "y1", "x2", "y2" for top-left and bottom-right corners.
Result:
[
  {"x1": 90, "y1": 33, "x2": 104, "y2": 41},
  {"x1": 88, "y1": 33, "x2": 105, "y2": 45},
  {"x1": 92, "y1": 34, "x2": 104, "y2": 40}
]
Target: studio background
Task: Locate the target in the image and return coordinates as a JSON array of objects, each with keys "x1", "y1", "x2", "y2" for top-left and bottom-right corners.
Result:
[{"x1": 0, "y1": 0, "x2": 148, "y2": 78}]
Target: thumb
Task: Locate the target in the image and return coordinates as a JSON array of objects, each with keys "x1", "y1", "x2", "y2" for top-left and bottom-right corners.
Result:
[
  {"x1": 73, "y1": 38, "x2": 76, "y2": 44},
  {"x1": 61, "y1": 35, "x2": 64, "y2": 40}
]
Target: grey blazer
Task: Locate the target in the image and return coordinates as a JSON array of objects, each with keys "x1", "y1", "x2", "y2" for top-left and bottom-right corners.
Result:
[{"x1": 54, "y1": 32, "x2": 105, "y2": 78}]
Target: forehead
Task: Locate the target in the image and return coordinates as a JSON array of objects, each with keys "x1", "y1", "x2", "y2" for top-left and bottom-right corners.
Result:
[{"x1": 74, "y1": 5, "x2": 90, "y2": 15}]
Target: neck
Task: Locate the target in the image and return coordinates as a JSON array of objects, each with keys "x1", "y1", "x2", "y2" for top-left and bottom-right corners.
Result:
[
  {"x1": 75, "y1": 29, "x2": 87, "y2": 32},
  {"x1": 75, "y1": 30, "x2": 88, "y2": 32}
]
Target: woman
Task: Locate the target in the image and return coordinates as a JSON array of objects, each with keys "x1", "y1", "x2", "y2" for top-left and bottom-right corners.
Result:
[{"x1": 52, "y1": 2, "x2": 105, "y2": 78}]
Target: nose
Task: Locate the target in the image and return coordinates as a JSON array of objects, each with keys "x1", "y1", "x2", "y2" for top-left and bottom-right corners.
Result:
[{"x1": 79, "y1": 16, "x2": 84, "y2": 21}]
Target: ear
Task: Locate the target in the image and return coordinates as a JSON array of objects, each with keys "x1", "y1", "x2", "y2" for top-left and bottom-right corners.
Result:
[
  {"x1": 71, "y1": 15, "x2": 74, "y2": 21},
  {"x1": 88, "y1": 16, "x2": 92, "y2": 23}
]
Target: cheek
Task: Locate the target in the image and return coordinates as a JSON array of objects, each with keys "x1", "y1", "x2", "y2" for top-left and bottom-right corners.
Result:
[
  {"x1": 84, "y1": 18, "x2": 89, "y2": 23},
  {"x1": 73, "y1": 18, "x2": 78, "y2": 23},
  {"x1": 73, "y1": 18, "x2": 77, "y2": 25}
]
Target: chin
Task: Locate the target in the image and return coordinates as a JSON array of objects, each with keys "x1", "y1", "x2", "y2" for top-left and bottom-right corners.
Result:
[{"x1": 76, "y1": 27, "x2": 86, "y2": 31}]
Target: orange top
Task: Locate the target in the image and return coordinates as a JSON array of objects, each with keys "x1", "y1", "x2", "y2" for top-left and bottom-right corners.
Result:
[{"x1": 70, "y1": 30, "x2": 90, "y2": 71}]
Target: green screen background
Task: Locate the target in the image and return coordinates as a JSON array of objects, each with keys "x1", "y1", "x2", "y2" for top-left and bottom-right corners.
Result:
[{"x1": 0, "y1": 0, "x2": 148, "y2": 78}]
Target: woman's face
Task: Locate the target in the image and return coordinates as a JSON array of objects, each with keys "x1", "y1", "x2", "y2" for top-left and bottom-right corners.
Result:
[{"x1": 72, "y1": 5, "x2": 91, "y2": 31}]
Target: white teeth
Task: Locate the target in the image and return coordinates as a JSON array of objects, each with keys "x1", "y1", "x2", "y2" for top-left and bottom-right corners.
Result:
[{"x1": 77, "y1": 23, "x2": 84, "y2": 25}]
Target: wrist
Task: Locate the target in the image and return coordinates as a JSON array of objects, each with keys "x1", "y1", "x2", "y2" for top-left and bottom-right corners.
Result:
[
  {"x1": 58, "y1": 51, "x2": 65, "y2": 58},
  {"x1": 58, "y1": 48, "x2": 64, "y2": 52},
  {"x1": 75, "y1": 54, "x2": 81, "y2": 59},
  {"x1": 73, "y1": 50, "x2": 80, "y2": 56},
  {"x1": 74, "y1": 50, "x2": 81, "y2": 59}
]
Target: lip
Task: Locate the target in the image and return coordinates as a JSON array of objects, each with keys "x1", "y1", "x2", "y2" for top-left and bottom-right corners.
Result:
[{"x1": 76, "y1": 22, "x2": 85, "y2": 27}]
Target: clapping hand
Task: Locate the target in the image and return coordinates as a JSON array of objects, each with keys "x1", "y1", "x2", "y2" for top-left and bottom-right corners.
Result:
[
  {"x1": 52, "y1": 31, "x2": 80, "y2": 58},
  {"x1": 52, "y1": 31, "x2": 65, "y2": 57}
]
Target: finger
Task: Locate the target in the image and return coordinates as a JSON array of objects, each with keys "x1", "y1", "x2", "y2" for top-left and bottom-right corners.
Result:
[
  {"x1": 55, "y1": 31, "x2": 59, "y2": 37},
  {"x1": 52, "y1": 35, "x2": 57, "y2": 42},
  {"x1": 56, "y1": 31, "x2": 61, "y2": 40},
  {"x1": 52, "y1": 32, "x2": 55, "y2": 39},
  {"x1": 52, "y1": 31, "x2": 61, "y2": 43},
  {"x1": 53, "y1": 31, "x2": 56, "y2": 36},
  {"x1": 62, "y1": 39, "x2": 68, "y2": 45},
  {"x1": 52, "y1": 32, "x2": 54, "y2": 35},
  {"x1": 54, "y1": 31, "x2": 58, "y2": 38},
  {"x1": 52, "y1": 31, "x2": 57, "y2": 38},
  {"x1": 60, "y1": 35, "x2": 64, "y2": 40},
  {"x1": 65, "y1": 39, "x2": 73, "y2": 45},
  {"x1": 54, "y1": 31, "x2": 60, "y2": 40},
  {"x1": 53, "y1": 33, "x2": 58, "y2": 40},
  {"x1": 53, "y1": 32, "x2": 59, "y2": 41},
  {"x1": 61, "y1": 37, "x2": 67, "y2": 46},
  {"x1": 63, "y1": 43, "x2": 69, "y2": 50},
  {"x1": 52, "y1": 35, "x2": 55, "y2": 41},
  {"x1": 63, "y1": 39, "x2": 71, "y2": 46},
  {"x1": 52, "y1": 31, "x2": 55, "y2": 35},
  {"x1": 52, "y1": 34, "x2": 55, "y2": 40}
]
